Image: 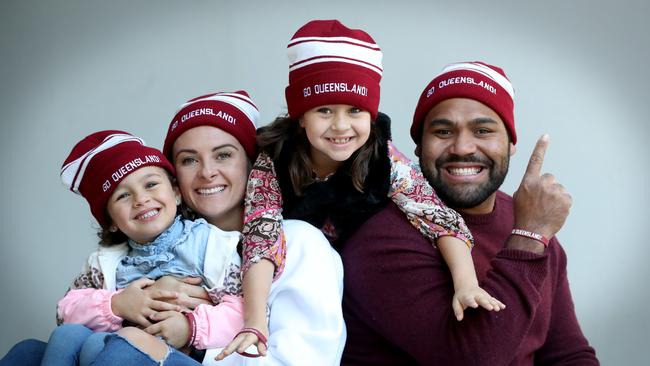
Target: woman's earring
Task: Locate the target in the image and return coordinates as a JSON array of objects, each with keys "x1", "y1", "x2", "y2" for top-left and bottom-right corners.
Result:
[
  {"x1": 109, "y1": 225, "x2": 118, "y2": 233},
  {"x1": 176, "y1": 196, "x2": 182, "y2": 206}
]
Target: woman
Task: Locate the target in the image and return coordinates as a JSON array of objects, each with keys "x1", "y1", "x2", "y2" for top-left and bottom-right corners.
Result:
[
  {"x1": 0, "y1": 91, "x2": 345, "y2": 366},
  {"x1": 92, "y1": 91, "x2": 345, "y2": 365}
]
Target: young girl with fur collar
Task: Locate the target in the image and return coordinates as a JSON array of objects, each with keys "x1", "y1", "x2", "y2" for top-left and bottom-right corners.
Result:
[{"x1": 220, "y1": 19, "x2": 505, "y2": 359}]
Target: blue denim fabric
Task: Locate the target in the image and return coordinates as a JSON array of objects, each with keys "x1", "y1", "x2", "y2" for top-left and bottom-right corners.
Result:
[
  {"x1": 80, "y1": 332, "x2": 109, "y2": 366},
  {"x1": 0, "y1": 339, "x2": 46, "y2": 366},
  {"x1": 40, "y1": 324, "x2": 108, "y2": 366},
  {"x1": 116, "y1": 217, "x2": 211, "y2": 288},
  {"x1": 93, "y1": 334, "x2": 201, "y2": 366}
]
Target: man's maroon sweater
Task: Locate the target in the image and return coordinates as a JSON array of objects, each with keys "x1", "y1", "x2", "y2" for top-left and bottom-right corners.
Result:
[{"x1": 341, "y1": 191, "x2": 598, "y2": 365}]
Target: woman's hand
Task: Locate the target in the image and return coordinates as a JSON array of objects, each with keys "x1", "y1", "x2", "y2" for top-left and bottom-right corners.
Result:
[
  {"x1": 111, "y1": 278, "x2": 181, "y2": 327},
  {"x1": 147, "y1": 276, "x2": 212, "y2": 312}
]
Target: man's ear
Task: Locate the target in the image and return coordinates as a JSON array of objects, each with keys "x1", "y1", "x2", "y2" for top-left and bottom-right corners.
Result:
[{"x1": 414, "y1": 145, "x2": 422, "y2": 157}]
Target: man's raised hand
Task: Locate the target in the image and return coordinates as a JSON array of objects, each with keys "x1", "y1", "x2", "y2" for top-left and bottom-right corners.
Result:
[{"x1": 513, "y1": 135, "x2": 572, "y2": 239}]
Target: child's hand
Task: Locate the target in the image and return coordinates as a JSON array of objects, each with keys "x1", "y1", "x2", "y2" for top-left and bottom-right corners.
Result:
[
  {"x1": 145, "y1": 310, "x2": 189, "y2": 349},
  {"x1": 452, "y1": 286, "x2": 505, "y2": 321},
  {"x1": 215, "y1": 321, "x2": 269, "y2": 360},
  {"x1": 112, "y1": 278, "x2": 181, "y2": 327}
]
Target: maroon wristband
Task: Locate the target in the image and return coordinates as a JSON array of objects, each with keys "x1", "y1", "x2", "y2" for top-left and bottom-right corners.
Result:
[
  {"x1": 511, "y1": 228, "x2": 550, "y2": 246},
  {"x1": 235, "y1": 327, "x2": 268, "y2": 358},
  {"x1": 183, "y1": 312, "x2": 197, "y2": 348}
]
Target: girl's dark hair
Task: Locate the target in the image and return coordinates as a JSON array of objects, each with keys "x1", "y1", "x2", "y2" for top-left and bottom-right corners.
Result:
[
  {"x1": 97, "y1": 226, "x2": 128, "y2": 246},
  {"x1": 97, "y1": 169, "x2": 178, "y2": 246},
  {"x1": 257, "y1": 114, "x2": 381, "y2": 195}
]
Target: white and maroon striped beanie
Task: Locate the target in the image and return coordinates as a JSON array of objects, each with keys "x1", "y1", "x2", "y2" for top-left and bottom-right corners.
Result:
[
  {"x1": 285, "y1": 19, "x2": 383, "y2": 120},
  {"x1": 163, "y1": 91, "x2": 259, "y2": 161},
  {"x1": 411, "y1": 61, "x2": 516, "y2": 144},
  {"x1": 61, "y1": 130, "x2": 174, "y2": 227}
]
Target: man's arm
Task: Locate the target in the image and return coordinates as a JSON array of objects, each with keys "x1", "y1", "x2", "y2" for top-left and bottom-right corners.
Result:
[{"x1": 534, "y1": 245, "x2": 599, "y2": 365}]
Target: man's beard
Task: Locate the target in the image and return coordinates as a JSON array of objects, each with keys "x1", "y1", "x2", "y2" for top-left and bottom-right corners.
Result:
[{"x1": 420, "y1": 150, "x2": 509, "y2": 209}]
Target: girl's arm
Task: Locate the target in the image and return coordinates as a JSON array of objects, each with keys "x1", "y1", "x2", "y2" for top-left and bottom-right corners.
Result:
[
  {"x1": 211, "y1": 221, "x2": 346, "y2": 365},
  {"x1": 58, "y1": 278, "x2": 182, "y2": 331},
  {"x1": 58, "y1": 250, "x2": 181, "y2": 330},
  {"x1": 387, "y1": 141, "x2": 504, "y2": 318},
  {"x1": 437, "y1": 236, "x2": 505, "y2": 320},
  {"x1": 388, "y1": 141, "x2": 474, "y2": 247},
  {"x1": 187, "y1": 294, "x2": 245, "y2": 349},
  {"x1": 240, "y1": 151, "x2": 287, "y2": 278},
  {"x1": 220, "y1": 151, "x2": 287, "y2": 358},
  {"x1": 57, "y1": 288, "x2": 124, "y2": 332},
  {"x1": 141, "y1": 293, "x2": 244, "y2": 350},
  {"x1": 56, "y1": 251, "x2": 120, "y2": 330}
]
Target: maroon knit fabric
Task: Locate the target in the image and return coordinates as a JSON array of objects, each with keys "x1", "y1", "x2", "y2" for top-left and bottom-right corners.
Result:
[{"x1": 341, "y1": 191, "x2": 598, "y2": 365}]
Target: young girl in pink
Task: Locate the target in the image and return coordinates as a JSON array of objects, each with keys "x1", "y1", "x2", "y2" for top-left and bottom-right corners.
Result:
[
  {"x1": 220, "y1": 19, "x2": 506, "y2": 358},
  {"x1": 45, "y1": 130, "x2": 244, "y2": 365}
]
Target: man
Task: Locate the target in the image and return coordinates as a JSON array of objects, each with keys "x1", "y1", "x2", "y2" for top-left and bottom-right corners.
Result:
[{"x1": 341, "y1": 61, "x2": 598, "y2": 365}]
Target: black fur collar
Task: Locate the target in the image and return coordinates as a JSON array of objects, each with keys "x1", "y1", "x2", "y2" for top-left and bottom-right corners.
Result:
[{"x1": 279, "y1": 112, "x2": 393, "y2": 250}]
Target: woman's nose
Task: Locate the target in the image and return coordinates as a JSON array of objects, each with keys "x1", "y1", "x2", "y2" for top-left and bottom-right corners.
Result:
[{"x1": 200, "y1": 161, "x2": 218, "y2": 180}]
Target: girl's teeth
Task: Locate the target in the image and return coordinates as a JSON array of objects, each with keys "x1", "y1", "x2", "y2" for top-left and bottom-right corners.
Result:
[
  {"x1": 198, "y1": 186, "x2": 225, "y2": 195},
  {"x1": 138, "y1": 209, "x2": 159, "y2": 219},
  {"x1": 330, "y1": 137, "x2": 351, "y2": 144},
  {"x1": 448, "y1": 167, "x2": 481, "y2": 176}
]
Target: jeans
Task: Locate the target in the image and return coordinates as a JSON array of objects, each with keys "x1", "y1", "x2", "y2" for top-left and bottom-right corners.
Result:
[
  {"x1": 93, "y1": 334, "x2": 201, "y2": 366},
  {"x1": 41, "y1": 324, "x2": 108, "y2": 366},
  {"x1": 0, "y1": 339, "x2": 47, "y2": 366}
]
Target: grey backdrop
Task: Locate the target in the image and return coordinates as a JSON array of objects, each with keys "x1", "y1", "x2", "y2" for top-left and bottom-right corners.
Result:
[{"x1": 1, "y1": 0, "x2": 648, "y2": 364}]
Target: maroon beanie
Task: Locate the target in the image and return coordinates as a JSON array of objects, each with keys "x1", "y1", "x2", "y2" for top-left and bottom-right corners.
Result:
[
  {"x1": 163, "y1": 91, "x2": 259, "y2": 161},
  {"x1": 411, "y1": 61, "x2": 516, "y2": 144},
  {"x1": 61, "y1": 130, "x2": 174, "y2": 227},
  {"x1": 285, "y1": 19, "x2": 383, "y2": 120}
]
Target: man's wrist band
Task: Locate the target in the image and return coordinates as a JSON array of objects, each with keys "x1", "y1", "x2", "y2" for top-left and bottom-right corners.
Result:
[{"x1": 511, "y1": 228, "x2": 550, "y2": 246}]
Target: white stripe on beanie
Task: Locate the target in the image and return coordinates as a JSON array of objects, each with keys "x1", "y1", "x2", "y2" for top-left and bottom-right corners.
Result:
[
  {"x1": 288, "y1": 37, "x2": 383, "y2": 76},
  {"x1": 61, "y1": 133, "x2": 145, "y2": 194},
  {"x1": 441, "y1": 62, "x2": 515, "y2": 100},
  {"x1": 288, "y1": 36, "x2": 380, "y2": 50},
  {"x1": 176, "y1": 92, "x2": 259, "y2": 129}
]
